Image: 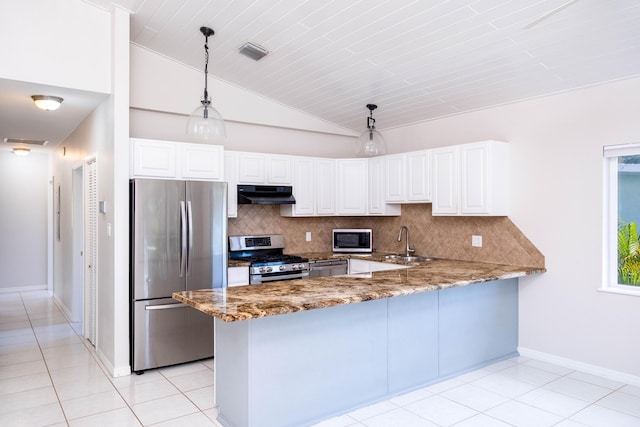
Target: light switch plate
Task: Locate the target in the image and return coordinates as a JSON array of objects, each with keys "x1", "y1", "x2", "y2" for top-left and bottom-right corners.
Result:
[{"x1": 472, "y1": 235, "x2": 482, "y2": 247}]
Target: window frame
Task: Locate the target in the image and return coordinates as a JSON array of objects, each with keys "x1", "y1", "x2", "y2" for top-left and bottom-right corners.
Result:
[{"x1": 602, "y1": 143, "x2": 640, "y2": 297}]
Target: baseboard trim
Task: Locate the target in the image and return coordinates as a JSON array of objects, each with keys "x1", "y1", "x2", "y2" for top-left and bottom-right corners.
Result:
[
  {"x1": 518, "y1": 347, "x2": 640, "y2": 387},
  {"x1": 0, "y1": 285, "x2": 47, "y2": 294},
  {"x1": 95, "y1": 346, "x2": 131, "y2": 378}
]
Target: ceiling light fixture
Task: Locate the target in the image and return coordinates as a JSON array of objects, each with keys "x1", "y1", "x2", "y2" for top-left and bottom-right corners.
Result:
[
  {"x1": 186, "y1": 26, "x2": 226, "y2": 144},
  {"x1": 12, "y1": 147, "x2": 31, "y2": 156},
  {"x1": 356, "y1": 104, "x2": 386, "y2": 157},
  {"x1": 31, "y1": 95, "x2": 63, "y2": 111}
]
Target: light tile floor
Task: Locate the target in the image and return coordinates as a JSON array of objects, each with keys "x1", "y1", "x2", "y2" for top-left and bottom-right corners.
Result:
[{"x1": 2, "y1": 290, "x2": 640, "y2": 426}]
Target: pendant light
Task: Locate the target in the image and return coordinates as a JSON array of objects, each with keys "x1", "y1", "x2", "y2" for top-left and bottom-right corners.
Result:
[
  {"x1": 186, "y1": 26, "x2": 226, "y2": 144},
  {"x1": 356, "y1": 104, "x2": 386, "y2": 157}
]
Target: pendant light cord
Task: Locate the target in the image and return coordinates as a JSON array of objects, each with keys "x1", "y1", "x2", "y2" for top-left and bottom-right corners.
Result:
[{"x1": 200, "y1": 27, "x2": 215, "y2": 117}]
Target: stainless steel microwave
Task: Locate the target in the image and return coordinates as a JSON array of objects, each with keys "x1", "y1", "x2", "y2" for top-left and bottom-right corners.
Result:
[{"x1": 332, "y1": 229, "x2": 372, "y2": 253}]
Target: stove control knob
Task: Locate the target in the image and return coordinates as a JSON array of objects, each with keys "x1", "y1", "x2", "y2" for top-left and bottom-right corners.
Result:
[
  {"x1": 259, "y1": 267, "x2": 265, "y2": 273},
  {"x1": 290, "y1": 264, "x2": 297, "y2": 270},
  {"x1": 279, "y1": 265, "x2": 286, "y2": 271},
  {"x1": 266, "y1": 267, "x2": 273, "y2": 273}
]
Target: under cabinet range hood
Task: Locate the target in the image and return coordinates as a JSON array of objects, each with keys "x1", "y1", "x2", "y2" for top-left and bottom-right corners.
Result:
[{"x1": 237, "y1": 185, "x2": 296, "y2": 205}]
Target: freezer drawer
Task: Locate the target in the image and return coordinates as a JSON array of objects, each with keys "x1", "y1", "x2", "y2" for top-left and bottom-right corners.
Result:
[{"x1": 132, "y1": 298, "x2": 214, "y2": 372}]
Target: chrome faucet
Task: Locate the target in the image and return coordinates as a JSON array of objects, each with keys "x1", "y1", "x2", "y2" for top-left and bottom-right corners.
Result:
[{"x1": 397, "y1": 226, "x2": 415, "y2": 257}]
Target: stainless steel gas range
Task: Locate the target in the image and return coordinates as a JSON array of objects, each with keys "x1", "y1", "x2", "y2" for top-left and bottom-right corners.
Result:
[{"x1": 229, "y1": 234, "x2": 309, "y2": 284}]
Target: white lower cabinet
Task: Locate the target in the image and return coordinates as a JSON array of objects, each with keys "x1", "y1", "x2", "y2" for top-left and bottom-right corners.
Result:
[
  {"x1": 228, "y1": 266, "x2": 249, "y2": 287},
  {"x1": 348, "y1": 259, "x2": 408, "y2": 274},
  {"x1": 432, "y1": 140, "x2": 508, "y2": 216}
]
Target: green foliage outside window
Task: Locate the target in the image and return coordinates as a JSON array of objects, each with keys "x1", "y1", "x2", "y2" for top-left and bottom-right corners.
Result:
[{"x1": 618, "y1": 221, "x2": 640, "y2": 286}]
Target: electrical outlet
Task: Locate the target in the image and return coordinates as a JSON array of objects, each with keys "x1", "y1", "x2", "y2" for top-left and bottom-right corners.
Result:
[
  {"x1": 306, "y1": 231, "x2": 312, "y2": 242},
  {"x1": 472, "y1": 235, "x2": 482, "y2": 247}
]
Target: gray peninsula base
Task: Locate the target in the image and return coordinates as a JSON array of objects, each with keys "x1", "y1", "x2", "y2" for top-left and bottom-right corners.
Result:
[{"x1": 215, "y1": 278, "x2": 518, "y2": 427}]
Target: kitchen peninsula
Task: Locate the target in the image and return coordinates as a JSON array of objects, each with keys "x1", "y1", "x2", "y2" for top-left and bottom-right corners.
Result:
[{"x1": 174, "y1": 258, "x2": 544, "y2": 427}]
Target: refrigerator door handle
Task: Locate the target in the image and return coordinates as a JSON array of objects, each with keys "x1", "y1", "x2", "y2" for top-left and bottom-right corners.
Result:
[
  {"x1": 187, "y1": 200, "x2": 194, "y2": 276},
  {"x1": 180, "y1": 201, "x2": 187, "y2": 277},
  {"x1": 145, "y1": 303, "x2": 190, "y2": 311}
]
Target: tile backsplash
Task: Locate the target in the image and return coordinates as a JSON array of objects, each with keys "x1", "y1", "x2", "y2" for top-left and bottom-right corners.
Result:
[{"x1": 229, "y1": 204, "x2": 544, "y2": 268}]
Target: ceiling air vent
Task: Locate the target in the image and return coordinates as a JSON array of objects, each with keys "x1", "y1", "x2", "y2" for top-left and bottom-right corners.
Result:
[
  {"x1": 238, "y1": 42, "x2": 269, "y2": 61},
  {"x1": 4, "y1": 137, "x2": 49, "y2": 146}
]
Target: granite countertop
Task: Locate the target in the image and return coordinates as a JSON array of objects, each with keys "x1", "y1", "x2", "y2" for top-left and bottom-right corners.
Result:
[{"x1": 175, "y1": 256, "x2": 545, "y2": 322}]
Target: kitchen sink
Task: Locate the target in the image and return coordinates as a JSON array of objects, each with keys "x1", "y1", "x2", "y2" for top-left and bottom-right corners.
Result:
[{"x1": 382, "y1": 254, "x2": 437, "y2": 262}]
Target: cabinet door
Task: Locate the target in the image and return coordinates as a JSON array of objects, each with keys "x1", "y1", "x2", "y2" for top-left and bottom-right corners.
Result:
[
  {"x1": 282, "y1": 157, "x2": 315, "y2": 216},
  {"x1": 131, "y1": 139, "x2": 176, "y2": 178},
  {"x1": 180, "y1": 143, "x2": 223, "y2": 180},
  {"x1": 337, "y1": 159, "x2": 367, "y2": 215},
  {"x1": 266, "y1": 155, "x2": 293, "y2": 184},
  {"x1": 224, "y1": 152, "x2": 238, "y2": 218},
  {"x1": 237, "y1": 152, "x2": 265, "y2": 184},
  {"x1": 432, "y1": 146, "x2": 459, "y2": 215},
  {"x1": 368, "y1": 157, "x2": 385, "y2": 214},
  {"x1": 460, "y1": 143, "x2": 489, "y2": 214},
  {"x1": 385, "y1": 154, "x2": 405, "y2": 203},
  {"x1": 315, "y1": 159, "x2": 336, "y2": 215},
  {"x1": 228, "y1": 266, "x2": 249, "y2": 287},
  {"x1": 406, "y1": 150, "x2": 431, "y2": 202}
]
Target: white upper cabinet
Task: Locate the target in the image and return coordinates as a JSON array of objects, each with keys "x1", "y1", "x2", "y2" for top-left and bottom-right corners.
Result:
[
  {"x1": 315, "y1": 159, "x2": 337, "y2": 215},
  {"x1": 369, "y1": 157, "x2": 402, "y2": 216},
  {"x1": 337, "y1": 159, "x2": 368, "y2": 215},
  {"x1": 236, "y1": 152, "x2": 265, "y2": 184},
  {"x1": 237, "y1": 152, "x2": 293, "y2": 185},
  {"x1": 267, "y1": 154, "x2": 294, "y2": 184},
  {"x1": 281, "y1": 157, "x2": 337, "y2": 217},
  {"x1": 280, "y1": 157, "x2": 316, "y2": 217},
  {"x1": 384, "y1": 150, "x2": 432, "y2": 203},
  {"x1": 432, "y1": 141, "x2": 508, "y2": 216},
  {"x1": 180, "y1": 144, "x2": 224, "y2": 180},
  {"x1": 130, "y1": 138, "x2": 223, "y2": 181},
  {"x1": 432, "y1": 146, "x2": 459, "y2": 215}
]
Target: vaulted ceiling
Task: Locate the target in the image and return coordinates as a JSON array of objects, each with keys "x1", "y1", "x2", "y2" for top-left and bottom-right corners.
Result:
[
  {"x1": 87, "y1": 0, "x2": 640, "y2": 132},
  {"x1": 2, "y1": 0, "x2": 640, "y2": 150}
]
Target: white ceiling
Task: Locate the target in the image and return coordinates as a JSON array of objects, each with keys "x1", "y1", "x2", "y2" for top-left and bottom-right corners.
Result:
[
  {"x1": 88, "y1": 0, "x2": 640, "y2": 132},
  {"x1": 3, "y1": 0, "x2": 640, "y2": 149},
  {"x1": 0, "y1": 79, "x2": 107, "y2": 152}
]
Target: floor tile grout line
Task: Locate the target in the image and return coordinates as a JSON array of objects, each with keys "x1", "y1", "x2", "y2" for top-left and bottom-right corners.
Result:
[{"x1": 18, "y1": 291, "x2": 71, "y2": 426}]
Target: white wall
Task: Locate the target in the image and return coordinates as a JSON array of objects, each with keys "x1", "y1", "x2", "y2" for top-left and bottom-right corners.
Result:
[
  {"x1": 130, "y1": 43, "x2": 358, "y2": 157},
  {"x1": 0, "y1": 0, "x2": 110, "y2": 93},
  {"x1": 49, "y1": 4, "x2": 130, "y2": 377},
  {"x1": 382, "y1": 77, "x2": 640, "y2": 378},
  {"x1": 0, "y1": 151, "x2": 49, "y2": 291}
]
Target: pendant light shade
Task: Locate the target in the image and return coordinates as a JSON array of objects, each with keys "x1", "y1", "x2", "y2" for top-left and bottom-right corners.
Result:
[
  {"x1": 356, "y1": 104, "x2": 386, "y2": 157},
  {"x1": 186, "y1": 26, "x2": 227, "y2": 144}
]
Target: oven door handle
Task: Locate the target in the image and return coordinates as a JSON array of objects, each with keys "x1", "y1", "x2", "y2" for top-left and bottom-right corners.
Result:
[{"x1": 255, "y1": 272, "x2": 309, "y2": 283}]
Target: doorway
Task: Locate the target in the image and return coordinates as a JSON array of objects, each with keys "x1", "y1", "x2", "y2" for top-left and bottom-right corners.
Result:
[{"x1": 71, "y1": 157, "x2": 98, "y2": 346}]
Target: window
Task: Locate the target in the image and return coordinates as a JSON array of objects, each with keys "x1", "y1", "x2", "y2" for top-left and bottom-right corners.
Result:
[{"x1": 603, "y1": 143, "x2": 640, "y2": 296}]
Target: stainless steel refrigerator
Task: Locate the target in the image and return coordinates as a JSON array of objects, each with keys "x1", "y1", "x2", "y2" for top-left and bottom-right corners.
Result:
[{"x1": 130, "y1": 179, "x2": 227, "y2": 373}]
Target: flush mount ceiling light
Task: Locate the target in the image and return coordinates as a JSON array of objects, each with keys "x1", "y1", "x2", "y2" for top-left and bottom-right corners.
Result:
[
  {"x1": 356, "y1": 104, "x2": 386, "y2": 157},
  {"x1": 186, "y1": 26, "x2": 227, "y2": 144},
  {"x1": 12, "y1": 147, "x2": 31, "y2": 156},
  {"x1": 238, "y1": 42, "x2": 269, "y2": 61},
  {"x1": 31, "y1": 95, "x2": 63, "y2": 111}
]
